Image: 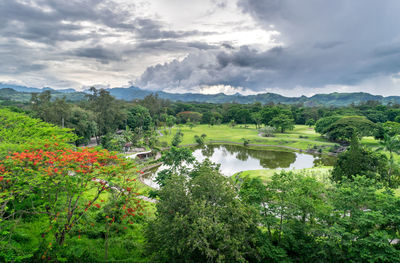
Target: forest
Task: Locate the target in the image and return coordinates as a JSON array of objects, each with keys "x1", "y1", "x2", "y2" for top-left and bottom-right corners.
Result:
[{"x1": 1, "y1": 88, "x2": 400, "y2": 262}]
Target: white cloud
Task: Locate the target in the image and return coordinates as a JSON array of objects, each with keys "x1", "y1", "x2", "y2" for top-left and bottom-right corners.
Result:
[{"x1": 1, "y1": 0, "x2": 400, "y2": 97}]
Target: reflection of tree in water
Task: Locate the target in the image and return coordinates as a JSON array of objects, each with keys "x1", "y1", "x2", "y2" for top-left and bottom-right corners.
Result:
[
  {"x1": 199, "y1": 145, "x2": 216, "y2": 158},
  {"x1": 211, "y1": 144, "x2": 296, "y2": 169},
  {"x1": 236, "y1": 151, "x2": 249, "y2": 161},
  {"x1": 313, "y1": 155, "x2": 336, "y2": 167},
  {"x1": 194, "y1": 144, "x2": 334, "y2": 169},
  {"x1": 258, "y1": 151, "x2": 296, "y2": 169}
]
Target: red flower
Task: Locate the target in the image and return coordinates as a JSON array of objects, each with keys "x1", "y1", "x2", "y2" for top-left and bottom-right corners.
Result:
[{"x1": 94, "y1": 204, "x2": 101, "y2": 209}]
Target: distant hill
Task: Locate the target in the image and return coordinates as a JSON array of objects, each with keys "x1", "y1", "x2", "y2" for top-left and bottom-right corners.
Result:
[
  {"x1": 1, "y1": 83, "x2": 400, "y2": 106},
  {"x1": 0, "y1": 84, "x2": 86, "y2": 102},
  {"x1": 106, "y1": 86, "x2": 400, "y2": 106},
  {"x1": 0, "y1": 83, "x2": 75, "y2": 93}
]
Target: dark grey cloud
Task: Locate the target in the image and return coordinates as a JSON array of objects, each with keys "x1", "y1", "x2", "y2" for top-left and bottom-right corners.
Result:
[
  {"x1": 72, "y1": 46, "x2": 122, "y2": 63},
  {"x1": 0, "y1": 0, "x2": 221, "y2": 87},
  {"x1": 2, "y1": 0, "x2": 400, "y2": 95},
  {"x1": 138, "y1": 0, "x2": 400, "y2": 94},
  {"x1": 0, "y1": 0, "x2": 209, "y2": 45}
]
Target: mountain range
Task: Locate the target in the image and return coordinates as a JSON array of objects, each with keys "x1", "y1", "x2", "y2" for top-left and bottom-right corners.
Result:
[{"x1": 1, "y1": 83, "x2": 400, "y2": 106}]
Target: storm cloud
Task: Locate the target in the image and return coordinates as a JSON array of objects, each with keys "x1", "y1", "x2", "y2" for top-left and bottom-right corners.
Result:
[
  {"x1": 137, "y1": 0, "x2": 400, "y2": 95},
  {"x1": 1, "y1": 0, "x2": 400, "y2": 95}
]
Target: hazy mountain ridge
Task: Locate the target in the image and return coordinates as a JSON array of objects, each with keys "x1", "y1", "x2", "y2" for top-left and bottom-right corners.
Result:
[
  {"x1": 0, "y1": 84, "x2": 86, "y2": 102},
  {"x1": 1, "y1": 83, "x2": 399, "y2": 106}
]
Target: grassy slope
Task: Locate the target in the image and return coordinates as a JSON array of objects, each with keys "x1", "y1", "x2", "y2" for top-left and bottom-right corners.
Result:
[{"x1": 160, "y1": 124, "x2": 338, "y2": 152}]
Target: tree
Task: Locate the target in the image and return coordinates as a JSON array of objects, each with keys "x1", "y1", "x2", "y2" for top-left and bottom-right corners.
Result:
[
  {"x1": 305, "y1": 118, "x2": 315, "y2": 127},
  {"x1": 194, "y1": 134, "x2": 207, "y2": 145},
  {"x1": 377, "y1": 133, "x2": 400, "y2": 187},
  {"x1": 0, "y1": 146, "x2": 141, "y2": 249},
  {"x1": 315, "y1": 115, "x2": 342, "y2": 135},
  {"x1": 30, "y1": 92, "x2": 71, "y2": 127},
  {"x1": 171, "y1": 130, "x2": 183, "y2": 147},
  {"x1": 166, "y1": 115, "x2": 176, "y2": 134},
  {"x1": 260, "y1": 106, "x2": 281, "y2": 125},
  {"x1": 332, "y1": 136, "x2": 388, "y2": 183},
  {"x1": 0, "y1": 108, "x2": 78, "y2": 156},
  {"x1": 324, "y1": 116, "x2": 378, "y2": 142},
  {"x1": 140, "y1": 93, "x2": 170, "y2": 118},
  {"x1": 239, "y1": 172, "x2": 330, "y2": 262},
  {"x1": 67, "y1": 106, "x2": 97, "y2": 146},
  {"x1": 251, "y1": 112, "x2": 263, "y2": 129},
  {"x1": 127, "y1": 105, "x2": 152, "y2": 134},
  {"x1": 328, "y1": 176, "x2": 400, "y2": 262},
  {"x1": 155, "y1": 146, "x2": 196, "y2": 187},
  {"x1": 86, "y1": 88, "x2": 125, "y2": 140},
  {"x1": 147, "y1": 161, "x2": 261, "y2": 262},
  {"x1": 176, "y1": 111, "x2": 202, "y2": 123},
  {"x1": 382, "y1": 121, "x2": 400, "y2": 136},
  {"x1": 270, "y1": 114, "x2": 294, "y2": 133},
  {"x1": 258, "y1": 126, "x2": 276, "y2": 137}
]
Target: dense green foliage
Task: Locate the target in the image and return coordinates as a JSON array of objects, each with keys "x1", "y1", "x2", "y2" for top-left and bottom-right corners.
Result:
[
  {"x1": 127, "y1": 105, "x2": 152, "y2": 132},
  {"x1": 0, "y1": 108, "x2": 77, "y2": 155},
  {"x1": 0, "y1": 110, "x2": 148, "y2": 262},
  {"x1": 2, "y1": 89, "x2": 400, "y2": 262},
  {"x1": 147, "y1": 161, "x2": 262, "y2": 263},
  {"x1": 332, "y1": 136, "x2": 389, "y2": 183}
]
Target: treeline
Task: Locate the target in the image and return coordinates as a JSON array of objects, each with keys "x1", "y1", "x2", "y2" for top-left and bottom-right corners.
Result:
[
  {"x1": 6, "y1": 88, "x2": 400, "y2": 149},
  {"x1": 145, "y1": 142, "x2": 400, "y2": 262}
]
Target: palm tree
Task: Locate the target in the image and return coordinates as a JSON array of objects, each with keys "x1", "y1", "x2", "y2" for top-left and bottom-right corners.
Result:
[{"x1": 377, "y1": 133, "x2": 400, "y2": 187}]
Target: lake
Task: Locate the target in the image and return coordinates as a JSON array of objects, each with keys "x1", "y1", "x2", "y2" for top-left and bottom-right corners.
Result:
[{"x1": 143, "y1": 144, "x2": 335, "y2": 188}]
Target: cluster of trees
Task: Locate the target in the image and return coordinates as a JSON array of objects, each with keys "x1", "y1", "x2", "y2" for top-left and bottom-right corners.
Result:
[
  {"x1": 23, "y1": 89, "x2": 400, "y2": 150},
  {"x1": 0, "y1": 109, "x2": 147, "y2": 262},
  {"x1": 145, "y1": 145, "x2": 400, "y2": 262}
]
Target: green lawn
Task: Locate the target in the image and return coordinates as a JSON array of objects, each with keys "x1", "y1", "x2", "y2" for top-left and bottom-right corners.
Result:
[
  {"x1": 160, "y1": 124, "x2": 337, "y2": 152},
  {"x1": 234, "y1": 167, "x2": 333, "y2": 184}
]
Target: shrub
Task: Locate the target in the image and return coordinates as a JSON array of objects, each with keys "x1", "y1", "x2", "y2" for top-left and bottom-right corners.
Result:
[
  {"x1": 171, "y1": 130, "x2": 183, "y2": 146},
  {"x1": 242, "y1": 138, "x2": 250, "y2": 146},
  {"x1": 194, "y1": 135, "x2": 204, "y2": 145},
  {"x1": 259, "y1": 126, "x2": 276, "y2": 137}
]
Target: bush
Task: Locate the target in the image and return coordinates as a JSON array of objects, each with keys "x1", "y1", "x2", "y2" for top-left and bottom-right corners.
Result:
[
  {"x1": 259, "y1": 126, "x2": 276, "y2": 137},
  {"x1": 171, "y1": 130, "x2": 183, "y2": 146},
  {"x1": 242, "y1": 138, "x2": 250, "y2": 146},
  {"x1": 194, "y1": 135, "x2": 204, "y2": 145}
]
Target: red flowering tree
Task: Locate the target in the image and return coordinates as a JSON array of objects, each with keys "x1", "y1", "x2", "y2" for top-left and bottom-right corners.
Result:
[{"x1": 0, "y1": 145, "x2": 144, "y2": 249}]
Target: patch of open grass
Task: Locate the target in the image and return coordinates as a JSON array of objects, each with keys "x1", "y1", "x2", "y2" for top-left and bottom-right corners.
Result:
[
  {"x1": 234, "y1": 167, "x2": 333, "y2": 185},
  {"x1": 159, "y1": 124, "x2": 337, "y2": 152}
]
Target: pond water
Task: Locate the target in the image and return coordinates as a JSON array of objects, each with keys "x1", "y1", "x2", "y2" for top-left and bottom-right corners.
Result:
[{"x1": 143, "y1": 144, "x2": 335, "y2": 188}]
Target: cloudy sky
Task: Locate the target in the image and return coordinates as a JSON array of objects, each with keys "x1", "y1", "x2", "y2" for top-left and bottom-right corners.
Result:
[{"x1": 1, "y1": 0, "x2": 400, "y2": 96}]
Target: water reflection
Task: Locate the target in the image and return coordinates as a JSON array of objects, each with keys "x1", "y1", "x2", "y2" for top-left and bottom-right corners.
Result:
[
  {"x1": 189, "y1": 144, "x2": 334, "y2": 176},
  {"x1": 143, "y1": 144, "x2": 335, "y2": 188}
]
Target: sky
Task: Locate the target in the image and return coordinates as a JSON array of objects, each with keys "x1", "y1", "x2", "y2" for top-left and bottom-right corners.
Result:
[{"x1": 1, "y1": 0, "x2": 400, "y2": 96}]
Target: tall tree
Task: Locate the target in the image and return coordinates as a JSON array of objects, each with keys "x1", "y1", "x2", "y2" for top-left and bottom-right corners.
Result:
[
  {"x1": 127, "y1": 105, "x2": 152, "y2": 134},
  {"x1": 377, "y1": 133, "x2": 400, "y2": 187},
  {"x1": 86, "y1": 87, "x2": 125, "y2": 140},
  {"x1": 270, "y1": 114, "x2": 294, "y2": 133},
  {"x1": 332, "y1": 136, "x2": 388, "y2": 183},
  {"x1": 147, "y1": 161, "x2": 261, "y2": 262}
]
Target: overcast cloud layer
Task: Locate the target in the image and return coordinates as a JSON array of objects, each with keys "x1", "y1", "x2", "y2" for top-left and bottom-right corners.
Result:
[{"x1": 1, "y1": 0, "x2": 400, "y2": 96}]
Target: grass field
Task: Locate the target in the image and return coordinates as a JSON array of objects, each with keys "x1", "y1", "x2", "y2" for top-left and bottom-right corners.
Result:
[
  {"x1": 160, "y1": 124, "x2": 338, "y2": 152},
  {"x1": 234, "y1": 167, "x2": 333, "y2": 184}
]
